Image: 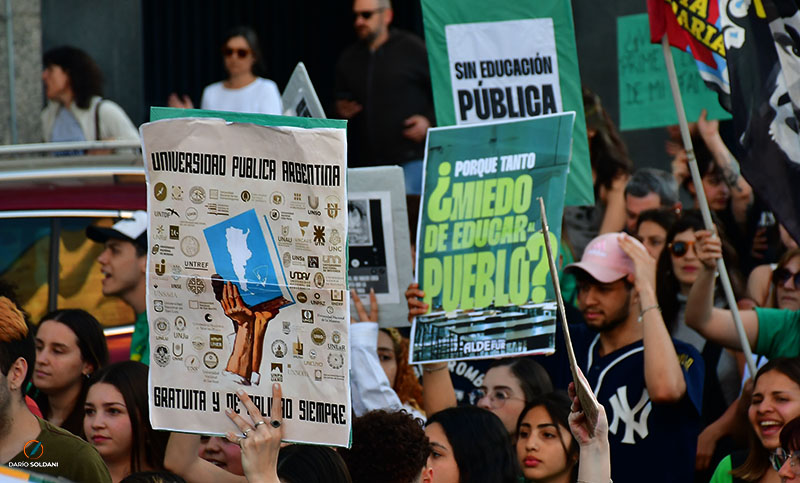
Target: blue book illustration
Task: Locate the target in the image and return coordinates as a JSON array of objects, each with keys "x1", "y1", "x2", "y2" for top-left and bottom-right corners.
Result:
[{"x1": 203, "y1": 209, "x2": 289, "y2": 308}]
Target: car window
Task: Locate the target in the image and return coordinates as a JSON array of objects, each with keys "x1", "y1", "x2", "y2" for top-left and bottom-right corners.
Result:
[{"x1": 0, "y1": 216, "x2": 134, "y2": 327}]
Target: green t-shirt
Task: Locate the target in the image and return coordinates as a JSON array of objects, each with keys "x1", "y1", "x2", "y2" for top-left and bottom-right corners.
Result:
[
  {"x1": 130, "y1": 311, "x2": 150, "y2": 365},
  {"x1": 6, "y1": 417, "x2": 111, "y2": 482},
  {"x1": 709, "y1": 454, "x2": 733, "y2": 483},
  {"x1": 755, "y1": 307, "x2": 800, "y2": 358}
]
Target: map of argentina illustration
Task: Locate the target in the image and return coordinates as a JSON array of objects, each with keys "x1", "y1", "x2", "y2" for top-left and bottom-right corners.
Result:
[{"x1": 203, "y1": 209, "x2": 286, "y2": 306}]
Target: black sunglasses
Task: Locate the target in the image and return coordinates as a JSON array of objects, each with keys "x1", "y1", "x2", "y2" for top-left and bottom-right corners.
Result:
[
  {"x1": 354, "y1": 8, "x2": 384, "y2": 20},
  {"x1": 773, "y1": 267, "x2": 800, "y2": 287},
  {"x1": 668, "y1": 240, "x2": 696, "y2": 257},
  {"x1": 222, "y1": 47, "x2": 250, "y2": 59}
]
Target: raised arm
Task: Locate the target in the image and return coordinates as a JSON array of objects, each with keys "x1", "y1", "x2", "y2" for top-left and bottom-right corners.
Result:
[
  {"x1": 598, "y1": 173, "x2": 629, "y2": 235},
  {"x1": 405, "y1": 283, "x2": 457, "y2": 414},
  {"x1": 619, "y1": 234, "x2": 685, "y2": 403},
  {"x1": 568, "y1": 376, "x2": 610, "y2": 483},
  {"x1": 349, "y1": 289, "x2": 406, "y2": 416},
  {"x1": 684, "y1": 230, "x2": 759, "y2": 350},
  {"x1": 226, "y1": 386, "x2": 284, "y2": 483}
]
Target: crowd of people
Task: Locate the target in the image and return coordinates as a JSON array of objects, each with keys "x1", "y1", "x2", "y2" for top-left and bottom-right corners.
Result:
[{"x1": 16, "y1": 0, "x2": 800, "y2": 481}]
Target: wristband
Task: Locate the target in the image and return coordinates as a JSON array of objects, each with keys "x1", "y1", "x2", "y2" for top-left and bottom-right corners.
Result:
[
  {"x1": 423, "y1": 364, "x2": 448, "y2": 374},
  {"x1": 637, "y1": 304, "x2": 660, "y2": 323}
]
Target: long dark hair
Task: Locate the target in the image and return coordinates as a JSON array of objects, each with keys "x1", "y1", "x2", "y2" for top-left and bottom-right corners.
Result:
[
  {"x1": 222, "y1": 26, "x2": 266, "y2": 77},
  {"x1": 43, "y1": 46, "x2": 103, "y2": 109},
  {"x1": 277, "y1": 444, "x2": 352, "y2": 483},
  {"x1": 516, "y1": 392, "x2": 579, "y2": 483},
  {"x1": 488, "y1": 358, "x2": 554, "y2": 403},
  {"x1": 88, "y1": 361, "x2": 167, "y2": 474},
  {"x1": 732, "y1": 358, "x2": 800, "y2": 481},
  {"x1": 583, "y1": 88, "x2": 632, "y2": 192},
  {"x1": 780, "y1": 416, "x2": 800, "y2": 452},
  {"x1": 768, "y1": 247, "x2": 800, "y2": 308},
  {"x1": 379, "y1": 327, "x2": 423, "y2": 412},
  {"x1": 426, "y1": 406, "x2": 519, "y2": 483},
  {"x1": 33, "y1": 309, "x2": 108, "y2": 436},
  {"x1": 655, "y1": 210, "x2": 743, "y2": 331}
]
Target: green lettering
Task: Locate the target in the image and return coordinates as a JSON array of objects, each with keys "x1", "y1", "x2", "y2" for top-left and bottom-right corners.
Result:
[
  {"x1": 474, "y1": 252, "x2": 495, "y2": 308},
  {"x1": 512, "y1": 175, "x2": 533, "y2": 214},
  {"x1": 442, "y1": 255, "x2": 462, "y2": 312},
  {"x1": 460, "y1": 253, "x2": 477, "y2": 309},
  {"x1": 422, "y1": 257, "x2": 443, "y2": 310},
  {"x1": 495, "y1": 249, "x2": 509, "y2": 306},
  {"x1": 508, "y1": 246, "x2": 531, "y2": 305},
  {"x1": 480, "y1": 179, "x2": 498, "y2": 217},
  {"x1": 427, "y1": 163, "x2": 452, "y2": 223},
  {"x1": 494, "y1": 177, "x2": 514, "y2": 216},
  {"x1": 423, "y1": 224, "x2": 439, "y2": 254}
]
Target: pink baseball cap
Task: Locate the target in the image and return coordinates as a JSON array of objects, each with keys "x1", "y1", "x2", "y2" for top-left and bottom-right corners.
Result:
[{"x1": 565, "y1": 233, "x2": 643, "y2": 283}]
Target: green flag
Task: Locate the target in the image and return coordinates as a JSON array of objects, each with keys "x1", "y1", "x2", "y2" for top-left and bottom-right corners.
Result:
[{"x1": 421, "y1": 0, "x2": 593, "y2": 206}]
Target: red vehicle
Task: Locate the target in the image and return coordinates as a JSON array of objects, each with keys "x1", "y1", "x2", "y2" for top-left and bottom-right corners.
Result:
[{"x1": 0, "y1": 140, "x2": 145, "y2": 362}]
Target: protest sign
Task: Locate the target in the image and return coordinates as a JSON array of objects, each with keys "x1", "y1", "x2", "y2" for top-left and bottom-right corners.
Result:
[
  {"x1": 410, "y1": 113, "x2": 574, "y2": 363},
  {"x1": 282, "y1": 62, "x2": 326, "y2": 118},
  {"x1": 347, "y1": 166, "x2": 413, "y2": 327},
  {"x1": 618, "y1": 13, "x2": 731, "y2": 131},
  {"x1": 142, "y1": 108, "x2": 350, "y2": 447},
  {"x1": 421, "y1": 0, "x2": 593, "y2": 207}
]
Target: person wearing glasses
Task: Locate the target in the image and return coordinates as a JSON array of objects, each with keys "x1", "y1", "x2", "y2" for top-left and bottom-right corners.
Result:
[
  {"x1": 470, "y1": 358, "x2": 553, "y2": 438},
  {"x1": 562, "y1": 232, "x2": 704, "y2": 483},
  {"x1": 653, "y1": 211, "x2": 746, "y2": 478},
  {"x1": 334, "y1": 0, "x2": 435, "y2": 195},
  {"x1": 686, "y1": 229, "x2": 800, "y2": 362},
  {"x1": 776, "y1": 415, "x2": 800, "y2": 481},
  {"x1": 168, "y1": 26, "x2": 282, "y2": 115},
  {"x1": 708, "y1": 358, "x2": 800, "y2": 483}
]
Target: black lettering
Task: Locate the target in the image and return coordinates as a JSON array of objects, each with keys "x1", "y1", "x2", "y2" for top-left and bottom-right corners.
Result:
[{"x1": 458, "y1": 90, "x2": 473, "y2": 121}]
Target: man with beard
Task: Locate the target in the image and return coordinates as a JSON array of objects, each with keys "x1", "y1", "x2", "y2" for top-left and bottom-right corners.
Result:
[
  {"x1": 334, "y1": 0, "x2": 434, "y2": 194},
  {"x1": 563, "y1": 233, "x2": 704, "y2": 483},
  {"x1": 0, "y1": 286, "x2": 110, "y2": 482}
]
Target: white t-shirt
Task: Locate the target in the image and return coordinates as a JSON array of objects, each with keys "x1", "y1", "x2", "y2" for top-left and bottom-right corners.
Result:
[{"x1": 200, "y1": 77, "x2": 282, "y2": 115}]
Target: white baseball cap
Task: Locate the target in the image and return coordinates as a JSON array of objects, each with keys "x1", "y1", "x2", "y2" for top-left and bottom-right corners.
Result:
[{"x1": 86, "y1": 211, "x2": 148, "y2": 249}]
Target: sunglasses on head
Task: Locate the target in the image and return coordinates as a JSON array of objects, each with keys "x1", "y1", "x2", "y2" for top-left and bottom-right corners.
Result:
[
  {"x1": 773, "y1": 267, "x2": 800, "y2": 287},
  {"x1": 222, "y1": 47, "x2": 250, "y2": 59},
  {"x1": 353, "y1": 8, "x2": 384, "y2": 20},
  {"x1": 668, "y1": 240, "x2": 696, "y2": 257}
]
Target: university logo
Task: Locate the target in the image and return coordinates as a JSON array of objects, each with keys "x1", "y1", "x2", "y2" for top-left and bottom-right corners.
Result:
[
  {"x1": 313, "y1": 225, "x2": 325, "y2": 246},
  {"x1": 608, "y1": 386, "x2": 652, "y2": 444},
  {"x1": 326, "y1": 196, "x2": 341, "y2": 218}
]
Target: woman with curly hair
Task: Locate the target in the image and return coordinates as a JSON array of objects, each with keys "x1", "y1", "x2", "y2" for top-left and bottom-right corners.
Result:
[
  {"x1": 378, "y1": 326, "x2": 424, "y2": 412},
  {"x1": 41, "y1": 46, "x2": 138, "y2": 145}
]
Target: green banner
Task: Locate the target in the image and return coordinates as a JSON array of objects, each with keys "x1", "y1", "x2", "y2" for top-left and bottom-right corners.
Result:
[
  {"x1": 150, "y1": 107, "x2": 345, "y2": 129},
  {"x1": 617, "y1": 14, "x2": 731, "y2": 131},
  {"x1": 421, "y1": 0, "x2": 593, "y2": 207},
  {"x1": 410, "y1": 113, "x2": 573, "y2": 363}
]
